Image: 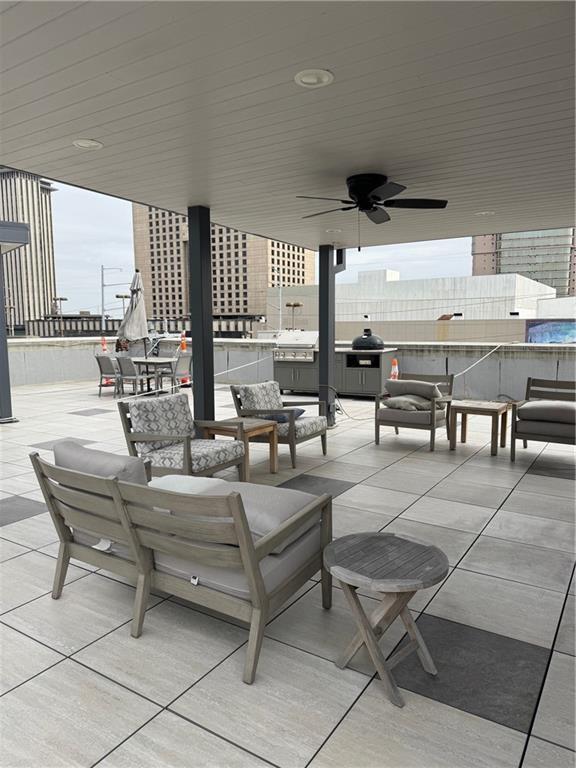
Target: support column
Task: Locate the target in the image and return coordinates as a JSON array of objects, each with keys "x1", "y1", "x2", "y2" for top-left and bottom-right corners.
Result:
[
  {"x1": 318, "y1": 244, "x2": 336, "y2": 426},
  {"x1": 0, "y1": 263, "x2": 16, "y2": 422},
  {"x1": 187, "y1": 205, "x2": 214, "y2": 420}
]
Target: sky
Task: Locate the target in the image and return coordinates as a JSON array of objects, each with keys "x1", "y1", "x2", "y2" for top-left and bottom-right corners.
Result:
[{"x1": 51, "y1": 182, "x2": 472, "y2": 315}]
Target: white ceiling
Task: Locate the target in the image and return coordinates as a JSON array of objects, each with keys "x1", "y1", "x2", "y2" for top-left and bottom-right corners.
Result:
[{"x1": 0, "y1": 1, "x2": 574, "y2": 249}]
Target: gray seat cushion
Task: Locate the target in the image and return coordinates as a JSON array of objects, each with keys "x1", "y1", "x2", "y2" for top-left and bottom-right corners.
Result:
[
  {"x1": 154, "y1": 525, "x2": 321, "y2": 601},
  {"x1": 518, "y1": 400, "x2": 576, "y2": 424},
  {"x1": 377, "y1": 409, "x2": 446, "y2": 426},
  {"x1": 150, "y1": 475, "x2": 319, "y2": 553},
  {"x1": 147, "y1": 439, "x2": 244, "y2": 472},
  {"x1": 53, "y1": 440, "x2": 147, "y2": 484},
  {"x1": 515, "y1": 419, "x2": 575, "y2": 440},
  {"x1": 277, "y1": 415, "x2": 327, "y2": 438}
]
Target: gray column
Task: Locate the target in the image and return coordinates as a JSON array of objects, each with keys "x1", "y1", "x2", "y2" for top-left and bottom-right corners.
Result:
[
  {"x1": 0, "y1": 263, "x2": 16, "y2": 422},
  {"x1": 318, "y1": 244, "x2": 336, "y2": 426},
  {"x1": 187, "y1": 205, "x2": 214, "y2": 420}
]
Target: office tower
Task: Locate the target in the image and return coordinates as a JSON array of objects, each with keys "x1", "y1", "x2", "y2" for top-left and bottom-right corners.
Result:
[
  {"x1": 132, "y1": 204, "x2": 315, "y2": 319},
  {"x1": 472, "y1": 228, "x2": 576, "y2": 296},
  {"x1": 0, "y1": 167, "x2": 56, "y2": 326}
]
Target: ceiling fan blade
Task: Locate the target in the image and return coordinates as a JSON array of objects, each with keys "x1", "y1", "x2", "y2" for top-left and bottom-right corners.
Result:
[
  {"x1": 369, "y1": 181, "x2": 406, "y2": 201},
  {"x1": 365, "y1": 208, "x2": 390, "y2": 224},
  {"x1": 384, "y1": 198, "x2": 448, "y2": 209},
  {"x1": 297, "y1": 195, "x2": 354, "y2": 204},
  {"x1": 302, "y1": 206, "x2": 356, "y2": 219}
]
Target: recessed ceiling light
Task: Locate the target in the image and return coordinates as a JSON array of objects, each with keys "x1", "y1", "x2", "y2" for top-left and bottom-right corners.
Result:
[
  {"x1": 294, "y1": 69, "x2": 334, "y2": 89},
  {"x1": 325, "y1": 228, "x2": 342, "y2": 233},
  {"x1": 474, "y1": 210, "x2": 495, "y2": 216},
  {"x1": 72, "y1": 138, "x2": 104, "y2": 150}
]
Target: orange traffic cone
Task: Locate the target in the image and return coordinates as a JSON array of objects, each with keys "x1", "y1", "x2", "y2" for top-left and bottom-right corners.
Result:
[
  {"x1": 390, "y1": 358, "x2": 399, "y2": 380},
  {"x1": 180, "y1": 331, "x2": 189, "y2": 385},
  {"x1": 101, "y1": 336, "x2": 107, "y2": 353}
]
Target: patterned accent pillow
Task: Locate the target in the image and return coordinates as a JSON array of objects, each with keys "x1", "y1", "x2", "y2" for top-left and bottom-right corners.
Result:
[
  {"x1": 266, "y1": 408, "x2": 305, "y2": 423},
  {"x1": 129, "y1": 393, "x2": 196, "y2": 454},
  {"x1": 237, "y1": 381, "x2": 283, "y2": 411}
]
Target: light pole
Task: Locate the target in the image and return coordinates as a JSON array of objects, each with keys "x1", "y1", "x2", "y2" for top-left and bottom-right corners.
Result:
[
  {"x1": 100, "y1": 266, "x2": 125, "y2": 332},
  {"x1": 52, "y1": 296, "x2": 68, "y2": 336},
  {"x1": 115, "y1": 293, "x2": 131, "y2": 315},
  {"x1": 285, "y1": 301, "x2": 303, "y2": 330},
  {"x1": 271, "y1": 265, "x2": 283, "y2": 332}
]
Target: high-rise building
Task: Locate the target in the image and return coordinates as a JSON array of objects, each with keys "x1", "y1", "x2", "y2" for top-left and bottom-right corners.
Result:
[
  {"x1": 132, "y1": 204, "x2": 315, "y2": 320},
  {"x1": 0, "y1": 167, "x2": 56, "y2": 326},
  {"x1": 472, "y1": 228, "x2": 576, "y2": 297}
]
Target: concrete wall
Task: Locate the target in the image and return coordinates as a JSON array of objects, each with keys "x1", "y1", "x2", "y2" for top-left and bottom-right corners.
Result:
[{"x1": 6, "y1": 336, "x2": 575, "y2": 403}]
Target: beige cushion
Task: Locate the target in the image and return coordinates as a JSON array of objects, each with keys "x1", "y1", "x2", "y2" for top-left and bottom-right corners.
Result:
[
  {"x1": 515, "y1": 419, "x2": 575, "y2": 440},
  {"x1": 383, "y1": 394, "x2": 443, "y2": 412},
  {"x1": 53, "y1": 440, "x2": 147, "y2": 484},
  {"x1": 154, "y1": 525, "x2": 321, "y2": 601},
  {"x1": 518, "y1": 400, "x2": 575, "y2": 424},
  {"x1": 150, "y1": 475, "x2": 319, "y2": 553},
  {"x1": 377, "y1": 409, "x2": 446, "y2": 426}
]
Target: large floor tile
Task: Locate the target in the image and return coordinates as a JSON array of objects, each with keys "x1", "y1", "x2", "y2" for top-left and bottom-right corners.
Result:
[
  {"x1": 0, "y1": 495, "x2": 46, "y2": 527},
  {"x1": 0, "y1": 551, "x2": 87, "y2": 614},
  {"x1": 555, "y1": 595, "x2": 575, "y2": 656},
  {"x1": 400, "y1": 496, "x2": 494, "y2": 533},
  {"x1": 427, "y1": 479, "x2": 509, "y2": 509},
  {"x1": 459, "y1": 537, "x2": 575, "y2": 592},
  {"x1": 337, "y1": 484, "x2": 419, "y2": 516},
  {"x1": 336, "y1": 447, "x2": 411, "y2": 469},
  {"x1": 74, "y1": 601, "x2": 247, "y2": 705},
  {"x1": 0, "y1": 623, "x2": 64, "y2": 695},
  {"x1": 2, "y1": 573, "x2": 162, "y2": 654},
  {"x1": 382, "y1": 518, "x2": 476, "y2": 566},
  {"x1": 0, "y1": 513, "x2": 59, "y2": 549},
  {"x1": 516, "y1": 474, "x2": 576, "y2": 499},
  {"x1": 0, "y1": 537, "x2": 30, "y2": 563},
  {"x1": 265, "y1": 583, "x2": 411, "y2": 676},
  {"x1": 305, "y1": 461, "x2": 379, "y2": 483},
  {"x1": 363, "y1": 466, "x2": 441, "y2": 495},
  {"x1": 501, "y1": 489, "x2": 575, "y2": 524},
  {"x1": 0, "y1": 473, "x2": 40, "y2": 495},
  {"x1": 100, "y1": 710, "x2": 268, "y2": 767},
  {"x1": 309, "y1": 682, "x2": 525, "y2": 768},
  {"x1": 523, "y1": 737, "x2": 576, "y2": 768},
  {"x1": 393, "y1": 614, "x2": 549, "y2": 732},
  {"x1": 391, "y1": 456, "x2": 456, "y2": 480},
  {"x1": 331, "y1": 503, "x2": 395, "y2": 538},
  {"x1": 0, "y1": 660, "x2": 160, "y2": 766},
  {"x1": 171, "y1": 639, "x2": 367, "y2": 768},
  {"x1": 426, "y1": 569, "x2": 565, "y2": 648},
  {"x1": 484, "y1": 510, "x2": 576, "y2": 554},
  {"x1": 533, "y1": 652, "x2": 575, "y2": 750},
  {"x1": 449, "y1": 465, "x2": 525, "y2": 489},
  {"x1": 278, "y1": 473, "x2": 355, "y2": 498}
]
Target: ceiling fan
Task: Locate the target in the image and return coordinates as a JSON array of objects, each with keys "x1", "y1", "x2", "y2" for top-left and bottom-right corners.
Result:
[{"x1": 297, "y1": 173, "x2": 448, "y2": 224}]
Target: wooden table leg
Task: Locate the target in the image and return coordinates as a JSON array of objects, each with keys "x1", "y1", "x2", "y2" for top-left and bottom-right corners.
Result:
[
  {"x1": 460, "y1": 412, "x2": 467, "y2": 443},
  {"x1": 269, "y1": 427, "x2": 278, "y2": 474},
  {"x1": 500, "y1": 409, "x2": 508, "y2": 448},
  {"x1": 243, "y1": 436, "x2": 251, "y2": 482},
  {"x1": 339, "y1": 583, "x2": 405, "y2": 707},
  {"x1": 491, "y1": 413, "x2": 499, "y2": 456},
  {"x1": 449, "y1": 410, "x2": 458, "y2": 451}
]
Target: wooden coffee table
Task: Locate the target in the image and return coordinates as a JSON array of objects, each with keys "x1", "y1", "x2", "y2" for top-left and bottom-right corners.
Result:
[
  {"x1": 449, "y1": 399, "x2": 512, "y2": 456},
  {"x1": 201, "y1": 417, "x2": 278, "y2": 481}
]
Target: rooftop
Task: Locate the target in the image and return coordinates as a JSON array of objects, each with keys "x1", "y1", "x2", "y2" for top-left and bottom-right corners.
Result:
[{"x1": 1, "y1": 380, "x2": 574, "y2": 767}]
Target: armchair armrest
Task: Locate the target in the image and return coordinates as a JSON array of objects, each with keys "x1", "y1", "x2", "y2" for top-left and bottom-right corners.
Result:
[
  {"x1": 128, "y1": 432, "x2": 191, "y2": 443},
  {"x1": 194, "y1": 420, "x2": 245, "y2": 440},
  {"x1": 254, "y1": 494, "x2": 331, "y2": 560}
]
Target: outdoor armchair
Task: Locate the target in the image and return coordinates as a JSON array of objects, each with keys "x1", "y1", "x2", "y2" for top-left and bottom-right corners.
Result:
[
  {"x1": 118, "y1": 392, "x2": 247, "y2": 479},
  {"x1": 116, "y1": 355, "x2": 155, "y2": 395},
  {"x1": 375, "y1": 373, "x2": 454, "y2": 451},
  {"x1": 230, "y1": 381, "x2": 327, "y2": 467},
  {"x1": 30, "y1": 445, "x2": 332, "y2": 685},
  {"x1": 95, "y1": 354, "x2": 120, "y2": 397},
  {"x1": 511, "y1": 377, "x2": 575, "y2": 461}
]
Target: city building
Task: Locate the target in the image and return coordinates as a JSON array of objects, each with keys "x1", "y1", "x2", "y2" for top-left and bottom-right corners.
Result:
[
  {"x1": 472, "y1": 228, "x2": 576, "y2": 296},
  {"x1": 0, "y1": 167, "x2": 56, "y2": 327},
  {"x1": 133, "y1": 204, "x2": 315, "y2": 320}
]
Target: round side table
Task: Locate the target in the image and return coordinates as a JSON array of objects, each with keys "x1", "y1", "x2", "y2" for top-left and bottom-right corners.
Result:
[{"x1": 324, "y1": 531, "x2": 449, "y2": 708}]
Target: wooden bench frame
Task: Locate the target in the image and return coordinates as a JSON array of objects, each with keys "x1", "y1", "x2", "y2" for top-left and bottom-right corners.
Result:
[{"x1": 30, "y1": 452, "x2": 332, "y2": 684}]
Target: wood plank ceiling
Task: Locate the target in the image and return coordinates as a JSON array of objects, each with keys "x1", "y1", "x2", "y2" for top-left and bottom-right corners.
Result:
[{"x1": 0, "y1": 1, "x2": 574, "y2": 249}]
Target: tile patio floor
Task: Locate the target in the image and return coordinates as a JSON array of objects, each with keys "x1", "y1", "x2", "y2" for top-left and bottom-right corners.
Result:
[{"x1": 0, "y1": 380, "x2": 574, "y2": 767}]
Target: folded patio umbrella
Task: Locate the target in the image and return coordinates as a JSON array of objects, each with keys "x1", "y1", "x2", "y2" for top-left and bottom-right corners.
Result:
[{"x1": 117, "y1": 270, "x2": 149, "y2": 342}]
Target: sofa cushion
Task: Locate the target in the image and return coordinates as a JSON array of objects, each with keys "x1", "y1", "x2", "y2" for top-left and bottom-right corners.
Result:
[
  {"x1": 383, "y1": 394, "x2": 443, "y2": 412},
  {"x1": 277, "y1": 415, "x2": 327, "y2": 438},
  {"x1": 377, "y1": 409, "x2": 446, "y2": 426},
  {"x1": 515, "y1": 419, "x2": 575, "y2": 440},
  {"x1": 147, "y1": 439, "x2": 244, "y2": 473},
  {"x1": 150, "y1": 475, "x2": 320, "y2": 553},
  {"x1": 518, "y1": 400, "x2": 576, "y2": 424},
  {"x1": 237, "y1": 381, "x2": 283, "y2": 411},
  {"x1": 129, "y1": 393, "x2": 196, "y2": 454},
  {"x1": 154, "y1": 524, "x2": 321, "y2": 601},
  {"x1": 53, "y1": 440, "x2": 147, "y2": 484},
  {"x1": 386, "y1": 379, "x2": 444, "y2": 402}
]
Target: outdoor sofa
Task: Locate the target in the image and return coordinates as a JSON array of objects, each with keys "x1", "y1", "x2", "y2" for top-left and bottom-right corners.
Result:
[{"x1": 511, "y1": 377, "x2": 575, "y2": 460}]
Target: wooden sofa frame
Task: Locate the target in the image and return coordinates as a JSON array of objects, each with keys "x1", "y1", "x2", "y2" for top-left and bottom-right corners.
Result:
[
  {"x1": 510, "y1": 377, "x2": 576, "y2": 461},
  {"x1": 30, "y1": 452, "x2": 332, "y2": 684}
]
